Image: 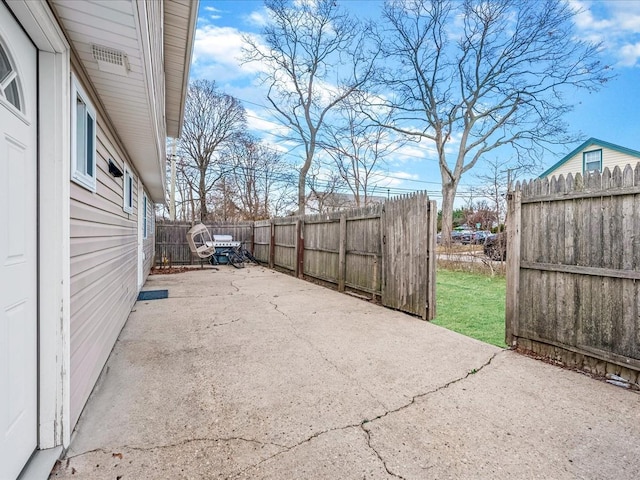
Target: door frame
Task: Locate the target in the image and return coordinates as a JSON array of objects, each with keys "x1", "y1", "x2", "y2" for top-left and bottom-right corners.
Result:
[
  {"x1": 7, "y1": 1, "x2": 72, "y2": 450},
  {"x1": 138, "y1": 181, "x2": 144, "y2": 288}
]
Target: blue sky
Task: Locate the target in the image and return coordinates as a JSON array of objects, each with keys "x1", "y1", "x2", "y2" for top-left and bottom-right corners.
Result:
[{"x1": 191, "y1": 0, "x2": 640, "y2": 203}]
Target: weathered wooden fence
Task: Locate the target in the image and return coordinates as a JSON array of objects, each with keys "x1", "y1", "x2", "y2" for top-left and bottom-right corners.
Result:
[
  {"x1": 155, "y1": 221, "x2": 253, "y2": 265},
  {"x1": 159, "y1": 193, "x2": 436, "y2": 319},
  {"x1": 506, "y1": 164, "x2": 640, "y2": 377},
  {"x1": 253, "y1": 193, "x2": 437, "y2": 319}
]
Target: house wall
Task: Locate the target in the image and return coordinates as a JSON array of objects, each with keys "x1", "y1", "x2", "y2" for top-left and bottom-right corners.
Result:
[
  {"x1": 546, "y1": 146, "x2": 639, "y2": 178},
  {"x1": 69, "y1": 57, "x2": 152, "y2": 427}
]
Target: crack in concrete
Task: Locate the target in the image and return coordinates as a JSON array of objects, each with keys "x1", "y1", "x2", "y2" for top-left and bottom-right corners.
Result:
[
  {"x1": 362, "y1": 349, "x2": 502, "y2": 426},
  {"x1": 228, "y1": 423, "x2": 361, "y2": 479},
  {"x1": 65, "y1": 350, "x2": 503, "y2": 478},
  {"x1": 356, "y1": 350, "x2": 503, "y2": 479},
  {"x1": 65, "y1": 436, "x2": 289, "y2": 461},
  {"x1": 360, "y1": 425, "x2": 407, "y2": 480},
  {"x1": 226, "y1": 338, "x2": 504, "y2": 479},
  {"x1": 267, "y1": 299, "x2": 390, "y2": 411},
  {"x1": 230, "y1": 279, "x2": 241, "y2": 292},
  {"x1": 209, "y1": 317, "x2": 241, "y2": 328}
]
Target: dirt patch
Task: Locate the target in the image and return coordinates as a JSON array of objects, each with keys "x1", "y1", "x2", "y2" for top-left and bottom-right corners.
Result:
[{"x1": 150, "y1": 266, "x2": 195, "y2": 275}]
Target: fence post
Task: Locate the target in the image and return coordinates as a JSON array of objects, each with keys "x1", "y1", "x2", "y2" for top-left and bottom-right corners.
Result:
[
  {"x1": 379, "y1": 204, "x2": 386, "y2": 301},
  {"x1": 297, "y1": 219, "x2": 305, "y2": 278},
  {"x1": 338, "y1": 214, "x2": 347, "y2": 292},
  {"x1": 505, "y1": 190, "x2": 522, "y2": 347},
  {"x1": 250, "y1": 222, "x2": 255, "y2": 254},
  {"x1": 269, "y1": 220, "x2": 275, "y2": 269},
  {"x1": 426, "y1": 199, "x2": 437, "y2": 320}
]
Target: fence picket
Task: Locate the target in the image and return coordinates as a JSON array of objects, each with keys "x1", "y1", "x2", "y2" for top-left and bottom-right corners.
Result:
[{"x1": 506, "y1": 162, "x2": 640, "y2": 373}]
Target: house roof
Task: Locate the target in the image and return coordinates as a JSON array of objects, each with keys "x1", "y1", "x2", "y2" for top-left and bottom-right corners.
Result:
[
  {"x1": 540, "y1": 138, "x2": 640, "y2": 178},
  {"x1": 50, "y1": 0, "x2": 198, "y2": 203},
  {"x1": 164, "y1": 0, "x2": 198, "y2": 139}
]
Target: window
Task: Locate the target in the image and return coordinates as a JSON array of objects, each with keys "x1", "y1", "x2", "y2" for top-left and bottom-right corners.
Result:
[
  {"x1": 583, "y1": 149, "x2": 602, "y2": 173},
  {"x1": 71, "y1": 75, "x2": 97, "y2": 191},
  {"x1": 123, "y1": 166, "x2": 134, "y2": 213},
  {"x1": 143, "y1": 193, "x2": 148, "y2": 239},
  {"x1": 0, "y1": 41, "x2": 22, "y2": 111}
]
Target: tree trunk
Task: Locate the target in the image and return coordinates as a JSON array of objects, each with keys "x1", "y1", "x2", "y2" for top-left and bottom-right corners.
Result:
[
  {"x1": 297, "y1": 169, "x2": 306, "y2": 216},
  {"x1": 440, "y1": 178, "x2": 457, "y2": 246},
  {"x1": 297, "y1": 145, "x2": 314, "y2": 216},
  {"x1": 199, "y1": 172, "x2": 208, "y2": 222}
]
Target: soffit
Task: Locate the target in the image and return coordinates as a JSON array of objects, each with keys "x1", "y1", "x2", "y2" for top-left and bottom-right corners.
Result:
[
  {"x1": 50, "y1": 0, "x2": 166, "y2": 202},
  {"x1": 164, "y1": 0, "x2": 198, "y2": 139}
]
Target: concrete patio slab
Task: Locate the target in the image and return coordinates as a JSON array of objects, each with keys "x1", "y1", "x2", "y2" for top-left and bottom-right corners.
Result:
[{"x1": 50, "y1": 267, "x2": 640, "y2": 479}]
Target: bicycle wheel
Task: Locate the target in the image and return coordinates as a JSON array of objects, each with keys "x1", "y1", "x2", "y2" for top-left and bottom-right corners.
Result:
[
  {"x1": 242, "y1": 248, "x2": 259, "y2": 265},
  {"x1": 227, "y1": 250, "x2": 245, "y2": 269}
]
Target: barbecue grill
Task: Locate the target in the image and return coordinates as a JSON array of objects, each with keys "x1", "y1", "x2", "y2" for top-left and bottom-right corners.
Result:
[
  {"x1": 186, "y1": 224, "x2": 258, "y2": 268},
  {"x1": 208, "y1": 235, "x2": 242, "y2": 266}
]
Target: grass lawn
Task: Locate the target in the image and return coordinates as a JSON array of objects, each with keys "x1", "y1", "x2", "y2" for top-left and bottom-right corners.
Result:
[{"x1": 432, "y1": 269, "x2": 506, "y2": 348}]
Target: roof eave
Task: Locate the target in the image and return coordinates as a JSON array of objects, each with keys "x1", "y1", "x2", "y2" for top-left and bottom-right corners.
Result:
[{"x1": 164, "y1": 0, "x2": 199, "y2": 139}]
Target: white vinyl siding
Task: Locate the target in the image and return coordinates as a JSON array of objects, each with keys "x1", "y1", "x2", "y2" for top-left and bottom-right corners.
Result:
[
  {"x1": 71, "y1": 75, "x2": 96, "y2": 191},
  {"x1": 69, "y1": 66, "x2": 151, "y2": 428}
]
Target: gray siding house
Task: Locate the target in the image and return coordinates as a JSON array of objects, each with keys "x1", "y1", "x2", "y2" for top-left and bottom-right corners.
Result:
[{"x1": 0, "y1": 1, "x2": 197, "y2": 478}]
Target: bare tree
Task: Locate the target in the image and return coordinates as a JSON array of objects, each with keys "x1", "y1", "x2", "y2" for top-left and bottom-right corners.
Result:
[
  {"x1": 367, "y1": 0, "x2": 612, "y2": 243},
  {"x1": 473, "y1": 157, "x2": 513, "y2": 230},
  {"x1": 228, "y1": 135, "x2": 296, "y2": 220},
  {"x1": 321, "y1": 106, "x2": 402, "y2": 208},
  {"x1": 465, "y1": 200, "x2": 497, "y2": 231},
  {"x1": 179, "y1": 80, "x2": 246, "y2": 222},
  {"x1": 242, "y1": 0, "x2": 376, "y2": 215},
  {"x1": 306, "y1": 166, "x2": 348, "y2": 214},
  {"x1": 208, "y1": 178, "x2": 241, "y2": 222}
]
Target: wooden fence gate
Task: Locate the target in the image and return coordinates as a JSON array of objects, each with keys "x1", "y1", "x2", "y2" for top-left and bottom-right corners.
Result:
[
  {"x1": 506, "y1": 164, "x2": 640, "y2": 377},
  {"x1": 383, "y1": 192, "x2": 436, "y2": 319}
]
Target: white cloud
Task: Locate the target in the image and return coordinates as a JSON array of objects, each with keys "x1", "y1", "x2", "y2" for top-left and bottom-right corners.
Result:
[
  {"x1": 619, "y1": 42, "x2": 640, "y2": 67},
  {"x1": 191, "y1": 25, "x2": 265, "y2": 82},
  {"x1": 570, "y1": 0, "x2": 640, "y2": 68},
  {"x1": 245, "y1": 9, "x2": 269, "y2": 27},
  {"x1": 245, "y1": 108, "x2": 290, "y2": 139},
  {"x1": 202, "y1": 5, "x2": 221, "y2": 20}
]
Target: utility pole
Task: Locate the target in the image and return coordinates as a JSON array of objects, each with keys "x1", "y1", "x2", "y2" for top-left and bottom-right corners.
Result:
[{"x1": 169, "y1": 138, "x2": 176, "y2": 221}]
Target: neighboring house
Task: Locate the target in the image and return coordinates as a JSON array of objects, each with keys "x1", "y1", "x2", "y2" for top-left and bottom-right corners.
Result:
[
  {"x1": 0, "y1": 1, "x2": 197, "y2": 478},
  {"x1": 540, "y1": 138, "x2": 640, "y2": 179}
]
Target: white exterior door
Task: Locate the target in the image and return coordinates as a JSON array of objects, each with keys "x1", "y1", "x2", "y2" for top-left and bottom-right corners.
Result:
[{"x1": 0, "y1": 3, "x2": 38, "y2": 479}]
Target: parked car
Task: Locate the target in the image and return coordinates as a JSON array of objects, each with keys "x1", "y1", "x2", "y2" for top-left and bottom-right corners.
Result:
[
  {"x1": 483, "y1": 232, "x2": 507, "y2": 260},
  {"x1": 472, "y1": 230, "x2": 491, "y2": 244},
  {"x1": 451, "y1": 229, "x2": 473, "y2": 244}
]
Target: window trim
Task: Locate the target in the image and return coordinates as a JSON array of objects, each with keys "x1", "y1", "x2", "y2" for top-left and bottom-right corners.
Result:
[
  {"x1": 583, "y1": 148, "x2": 602, "y2": 174},
  {"x1": 143, "y1": 193, "x2": 148, "y2": 239},
  {"x1": 0, "y1": 38, "x2": 24, "y2": 114},
  {"x1": 71, "y1": 74, "x2": 97, "y2": 191},
  {"x1": 123, "y1": 165, "x2": 134, "y2": 214}
]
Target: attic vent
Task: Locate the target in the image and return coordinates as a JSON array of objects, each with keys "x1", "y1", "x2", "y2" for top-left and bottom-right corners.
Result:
[{"x1": 91, "y1": 44, "x2": 129, "y2": 76}]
